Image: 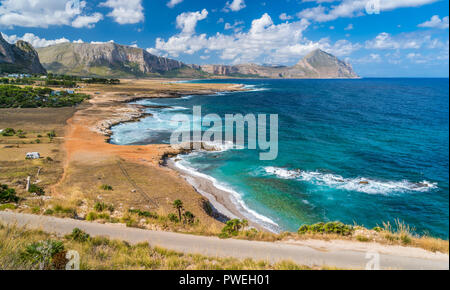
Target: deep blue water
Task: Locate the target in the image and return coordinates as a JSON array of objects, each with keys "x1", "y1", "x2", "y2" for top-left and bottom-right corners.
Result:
[{"x1": 110, "y1": 78, "x2": 449, "y2": 238}]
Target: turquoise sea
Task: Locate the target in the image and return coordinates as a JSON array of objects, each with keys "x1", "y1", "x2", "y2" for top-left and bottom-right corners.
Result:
[{"x1": 110, "y1": 78, "x2": 449, "y2": 238}]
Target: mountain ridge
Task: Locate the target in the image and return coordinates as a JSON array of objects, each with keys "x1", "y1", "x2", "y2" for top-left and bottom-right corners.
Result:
[
  {"x1": 200, "y1": 49, "x2": 359, "y2": 79},
  {"x1": 0, "y1": 33, "x2": 46, "y2": 74},
  {"x1": 36, "y1": 42, "x2": 205, "y2": 78}
]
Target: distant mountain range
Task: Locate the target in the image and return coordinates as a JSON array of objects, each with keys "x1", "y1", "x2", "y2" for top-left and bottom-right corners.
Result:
[
  {"x1": 36, "y1": 42, "x2": 206, "y2": 78},
  {"x1": 200, "y1": 49, "x2": 359, "y2": 79},
  {"x1": 0, "y1": 33, "x2": 46, "y2": 74},
  {"x1": 1, "y1": 34, "x2": 358, "y2": 79}
]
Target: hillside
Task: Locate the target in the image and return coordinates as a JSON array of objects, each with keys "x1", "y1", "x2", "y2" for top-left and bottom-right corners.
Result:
[
  {"x1": 36, "y1": 42, "x2": 204, "y2": 78},
  {"x1": 201, "y1": 49, "x2": 359, "y2": 79},
  {"x1": 0, "y1": 33, "x2": 46, "y2": 74}
]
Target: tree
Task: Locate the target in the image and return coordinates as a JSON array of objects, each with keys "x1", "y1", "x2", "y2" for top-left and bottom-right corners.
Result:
[{"x1": 173, "y1": 199, "x2": 184, "y2": 222}]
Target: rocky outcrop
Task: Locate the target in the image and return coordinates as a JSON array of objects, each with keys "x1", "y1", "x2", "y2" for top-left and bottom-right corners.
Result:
[
  {"x1": 36, "y1": 42, "x2": 190, "y2": 77},
  {"x1": 0, "y1": 33, "x2": 47, "y2": 74},
  {"x1": 201, "y1": 49, "x2": 359, "y2": 79}
]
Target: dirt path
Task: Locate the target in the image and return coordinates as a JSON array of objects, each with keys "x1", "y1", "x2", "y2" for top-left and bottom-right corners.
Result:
[{"x1": 1, "y1": 211, "x2": 448, "y2": 270}]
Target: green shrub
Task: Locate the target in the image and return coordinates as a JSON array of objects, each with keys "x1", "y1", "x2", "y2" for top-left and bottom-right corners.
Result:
[
  {"x1": 28, "y1": 184, "x2": 45, "y2": 196},
  {"x1": 183, "y1": 211, "x2": 195, "y2": 224},
  {"x1": 373, "y1": 226, "x2": 383, "y2": 233},
  {"x1": 65, "y1": 228, "x2": 90, "y2": 243},
  {"x1": 129, "y1": 209, "x2": 158, "y2": 219},
  {"x1": 0, "y1": 203, "x2": 17, "y2": 211},
  {"x1": 1, "y1": 128, "x2": 15, "y2": 136},
  {"x1": 298, "y1": 221, "x2": 353, "y2": 236},
  {"x1": 100, "y1": 184, "x2": 113, "y2": 191},
  {"x1": 0, "y1": 184, "x2": 19, "y2": 203},
  {"x1": 356, "y1": 235, "x2": 370, "y2": 242},
  {"x1": 44, "y1": 209, "x2": 54, "y2": 215},
  {"x1": 86, "y1": 212, "x2": 98, "y2": 221},
  {"x1": 21, "y1": 240, "x2": 65, "y2": 270},
  {"x1": 168, "y1": 213, "x2": 179, "y2": 223},
  {"x1": 94, "y1": 202, "x2": 107, "y2": 212},
  {"x1": 221, "y1": 219, "x2": 249, "y2": 238}
]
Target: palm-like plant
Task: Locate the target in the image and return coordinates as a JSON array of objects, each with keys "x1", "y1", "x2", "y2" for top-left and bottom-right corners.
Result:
[{"x1": 173, "y1": 199, "x2": 184, "y2": 222}]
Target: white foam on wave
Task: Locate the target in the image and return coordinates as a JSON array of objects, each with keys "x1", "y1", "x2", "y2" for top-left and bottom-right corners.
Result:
[
  {"x1": 173, "y1": 157, "x2": 280, "y2": 231},
  {"x1": 242, "y1": 84, "x2": 269, "y2": 92},
  {"x1": 202, "y1": 140, "x2": 245, "y2": 152},
  {"x1": 263, "y1": 166, "x2": 438, "y2": 195}
]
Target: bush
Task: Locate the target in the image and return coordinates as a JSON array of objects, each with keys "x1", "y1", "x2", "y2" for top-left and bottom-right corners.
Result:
[
  {"x1": 28, "y1": 184, "x2": 45, "y2": 196},
  {"x1": 100, "y1": 184, "x2": 113, "y2": 191},
  {"x1": 0, "y1": 184, "x2": 19, "y2": 203},
  {"x1": 298, "y1": 221, "x2": 353, "y2": 236},
  {"x1": 86, "y1": 212, "x2": 98, "y2": 221},
  {"x1": 129, "y1": 209, "x2": 158, "y2": 219},
  {"x1": 221, "y1": 219, "x2": 249, "y2": 238},
  {"x1": 1, "y1": 128, "x2": 15, "y2": 136},
  {"x1": 0, "y1": 203, "x2": 17, "y2": 211},
  {"x1": 168, "y1": 213, "x2": 179, "y2": 223},
  {"x1": 65, "y1": 228, "x2": 90, "y2": 243},
  {"x1": 21, "y1": 240, "x2": 65, "y2": 270},
  {"x1": 94, "y1": 202, "x2": 107, "y2": 212},
  {"x1": 183, "y1": 211, "x2": 195, "y2": 224}
]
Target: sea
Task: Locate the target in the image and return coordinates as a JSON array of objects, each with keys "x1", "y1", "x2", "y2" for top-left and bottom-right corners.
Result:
[{"x1": 109, "y1": 78, "x2": 449, "y2": 238}]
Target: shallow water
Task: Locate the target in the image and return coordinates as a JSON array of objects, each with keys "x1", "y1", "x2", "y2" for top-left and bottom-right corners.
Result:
[{"x1": 110, "y1": 78, "x2": 449, "y2": 238}]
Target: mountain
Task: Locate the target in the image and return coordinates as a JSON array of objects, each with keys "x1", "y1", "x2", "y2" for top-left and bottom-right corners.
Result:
[
  {"x1": 0, "y1": 33, "x2": 47, "y2": 74},
  {"x1": 36, "y1": 42, "x2": 205, "y2": 78},
  {"x1": 201, "y1": 49, "x2": 359, "y2": 79}
]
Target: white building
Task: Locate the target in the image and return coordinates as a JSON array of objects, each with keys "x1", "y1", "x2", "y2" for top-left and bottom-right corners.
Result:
[{"x1": 26, "y1": 152, "x2": 40, "y2": 159}]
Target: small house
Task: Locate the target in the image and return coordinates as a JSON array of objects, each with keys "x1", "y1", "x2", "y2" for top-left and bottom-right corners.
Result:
[
  {"x1": 66, "y1": 89, "x2": 75, "y2": 94},
  {"x1": 26, "y1": 152, "x2": 40, "y2": 159}
]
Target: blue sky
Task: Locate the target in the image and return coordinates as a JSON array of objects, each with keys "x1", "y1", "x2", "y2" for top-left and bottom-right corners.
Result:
[{"x1": 1, "y1": 0, "x2": 448, "y2": 77}]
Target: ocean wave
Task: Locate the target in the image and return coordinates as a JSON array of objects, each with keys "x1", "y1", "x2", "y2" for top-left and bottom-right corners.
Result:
[
  {"x1": 243, "y1": 84, "x2": 269, "y2": 92},
  {"x1": 263, "y1": 166, "x2": 438, "y2": 195},
  {"x1": 202, "y1": 140, "x2": 245, "y2": 152},
  {"x1": 173, "y1": 157, "x2": 279, "y2": 230}
]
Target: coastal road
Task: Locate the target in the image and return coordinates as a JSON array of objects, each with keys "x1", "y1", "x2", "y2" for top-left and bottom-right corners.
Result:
[{"x1": 1, "y1": 211, "x2": 448, "y2": 270}]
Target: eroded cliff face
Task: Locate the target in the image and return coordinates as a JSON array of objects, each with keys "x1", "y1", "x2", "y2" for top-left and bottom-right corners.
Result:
[
  {"x1": 0, "y1": 34, "x2": 47, "y2": 74},
  {"x1": 200, "y1": 49, "x2": 359, "y2": 79},
  {"x1": 37, "y1": 42, "x2": 186, "y2": 77}
]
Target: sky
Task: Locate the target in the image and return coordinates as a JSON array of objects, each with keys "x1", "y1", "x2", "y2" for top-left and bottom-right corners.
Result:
[{"x1": 0, "y1": 0, "x2": 448, "y2": 77}]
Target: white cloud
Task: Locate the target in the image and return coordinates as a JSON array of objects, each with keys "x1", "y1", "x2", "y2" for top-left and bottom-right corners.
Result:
[
  {"x1": 100, "y1": 0, "x2": 144, "y2": 24},
  {"x1": 365, "y1": 31, "x2": 446, "y2": 50},
  {"x1": 418, "y1": 15, "x2": 449, "y2": 29},
  {"x1": 344, "y1": 23, "x2": 354, "y2": 30},
  {"x1": 176, "y1": 9, "x2": 208, "y2": 35},
  {"x1": 224, "y1": 20, "x2": 244, "y2": 32},
  {"x1": 0, "y1": 0, "x2": 103, "y2": 28},
  {"x1": 72, "y1": 13, "x2": 103, "y2": 28},
  {"x1": 297, "y1": 0, "x2": 439, "y2": 23},
  {"x1": 224, "y1": 0, "x2": 246, "y2": 12},
  {"x1": 279, "y1": 13, "x2": 293, "y2": 21},
  {"x1": 150, "y1": 13, "x2": 358, "y2": 64},
  {"x1": 167, "y1": 0, "x2": 183, "y2": 8},
  {"x1": 1, "y1": 32, "x2": 70, "y2": 48}
]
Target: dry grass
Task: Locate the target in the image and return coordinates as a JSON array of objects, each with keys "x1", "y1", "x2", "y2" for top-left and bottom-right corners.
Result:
[{"x1": 0, "y1": 223, "x2": 324, "y2": 270}]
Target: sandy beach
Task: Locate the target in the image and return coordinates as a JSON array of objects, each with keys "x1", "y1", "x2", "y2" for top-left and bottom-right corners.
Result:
[{"x1": 50, "y1": 79, "x2": 249, "y2": 230}]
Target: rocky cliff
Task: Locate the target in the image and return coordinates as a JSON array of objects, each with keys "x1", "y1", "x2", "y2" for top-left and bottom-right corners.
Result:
[
  {"x1": 36, "y1": 42, "x2": 199, "y2": 78},
  {"x1": 0, "y1": 33, "x2": 47, "y2": 74},
  {"x1": 201, "y1": 49, "x2": 359, "y2": 79}
]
